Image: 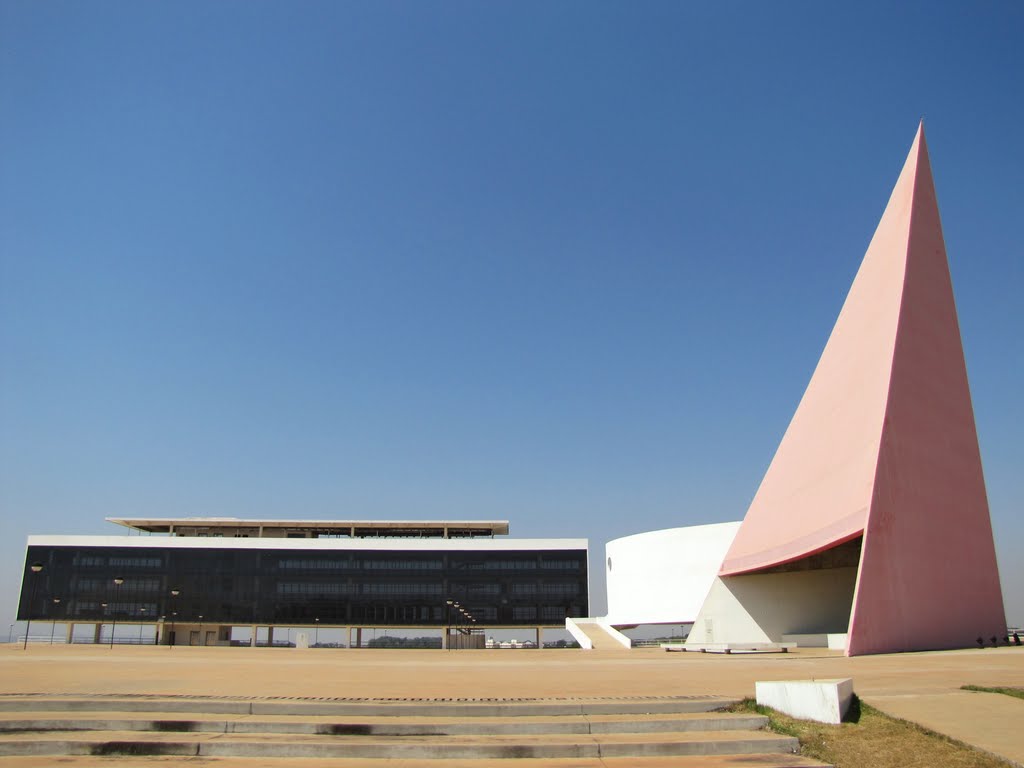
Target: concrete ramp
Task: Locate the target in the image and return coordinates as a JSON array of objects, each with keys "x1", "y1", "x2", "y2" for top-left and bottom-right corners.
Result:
[{"x1": 566, "y1": 618, "x2": 632, "y2": 650}]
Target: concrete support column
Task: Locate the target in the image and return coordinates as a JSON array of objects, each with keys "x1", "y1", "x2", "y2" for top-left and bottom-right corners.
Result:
[
  {"x1": 250, "y1": 625, "x2": 258, "y2": 647},
  {"x1": 65, "y1": 623, "x2": 75, "y2": 644},
  {"x1": 92, "y1": 623, "x2": 102, "y2": 644},
  {"x1": 536, "y1": 627, "x2": 543, "y2": 648},
  {"x1": 355, "y1": 627, "x2": 362, "y2": 648},
  {"x1": 344, "y1": 626, "x2": 350, "y2": 648},
  {"x1": 267, "y1": 626, "x2": 274, "y2": 646}
]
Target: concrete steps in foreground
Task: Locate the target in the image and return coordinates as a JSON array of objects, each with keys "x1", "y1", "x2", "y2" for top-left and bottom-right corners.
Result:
[
  {"x1": 0, "y1": 695, "x2": 731, "y2": 716},
  {"x1": 0, "y1": 711, "x2": 769, "y2": 736},
  {"x1": 0, "y1": 695, "x2": 831, "y2": 766},
  {"x1": 0, "y1": 757, "x2": 833, "y2": 768}
]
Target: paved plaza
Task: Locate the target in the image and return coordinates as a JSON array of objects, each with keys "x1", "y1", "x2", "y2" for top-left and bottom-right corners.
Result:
[
  {"x1": 2, "y1": 643, "x2": 1023, "y2": 765},
  {"x1": 1, "y1": 643, "x2": 1022, "y2": 700}
]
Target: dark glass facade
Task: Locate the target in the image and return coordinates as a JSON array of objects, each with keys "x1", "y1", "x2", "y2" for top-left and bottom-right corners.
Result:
[{"x1": 18, "y1": 545, "x2": 589, "y2": 627}]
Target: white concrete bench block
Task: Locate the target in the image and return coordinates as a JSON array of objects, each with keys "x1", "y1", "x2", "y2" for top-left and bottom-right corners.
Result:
[
  {"x1": 755, "y1": 678, "x2": 854, "y2": 724},
  {"x1": 682, "y1": 642, "x2": 795, "y2": 654},
  {"x1": 826, "y1": 633, "x2": 849, "y2": 651},
  {"x1": 781, "y1": 633, "x2": 849, "y2": 650}
]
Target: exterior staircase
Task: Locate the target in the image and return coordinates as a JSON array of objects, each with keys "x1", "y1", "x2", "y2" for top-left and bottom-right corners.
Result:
[{"x1": 0, "y1": 694, "x2": 830, "y2": 766}]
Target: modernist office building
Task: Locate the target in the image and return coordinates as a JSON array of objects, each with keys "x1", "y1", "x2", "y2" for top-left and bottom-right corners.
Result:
[{"x1": 18, "y1": 518, "x2": 588, "y2": 647}]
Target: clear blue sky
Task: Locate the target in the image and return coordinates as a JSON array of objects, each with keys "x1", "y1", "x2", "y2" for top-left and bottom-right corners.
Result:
[{"x1": 2, "y1": 2, "x2": 1022, "y2": 631}]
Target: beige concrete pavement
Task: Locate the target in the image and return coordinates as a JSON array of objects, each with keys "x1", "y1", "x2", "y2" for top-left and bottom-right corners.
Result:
[
  {"x1": 2, "y1": 644, "x2": 1023, "y2": 700},
  {"x1": 2, "y1": 643, "x2": 1023, "y2": 764}
]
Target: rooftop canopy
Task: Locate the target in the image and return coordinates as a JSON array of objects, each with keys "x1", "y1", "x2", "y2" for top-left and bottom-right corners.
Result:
[{"x1": 105, "y1": 517, "x2": 510, "y2": 539}]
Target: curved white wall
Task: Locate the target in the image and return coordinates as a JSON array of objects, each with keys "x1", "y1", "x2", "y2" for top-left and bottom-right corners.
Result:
[{"x1": 603, "y1": 521, "x2": 740, "y2": 627}]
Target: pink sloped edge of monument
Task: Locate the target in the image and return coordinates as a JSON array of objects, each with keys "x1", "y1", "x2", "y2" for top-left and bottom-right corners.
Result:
[{"x1": 719, "y1": 126, "x2": 922, "y2": 577}]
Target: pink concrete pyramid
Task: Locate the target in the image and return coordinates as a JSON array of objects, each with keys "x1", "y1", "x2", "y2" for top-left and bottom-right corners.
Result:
[{"x1": 720, "y1": 124, "x2": 1005, "y2": 655}]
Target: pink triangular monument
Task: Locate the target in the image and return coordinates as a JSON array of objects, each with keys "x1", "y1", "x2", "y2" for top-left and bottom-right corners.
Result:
[{"x1": 691, "y1": 124, "x2": 1005, "y2": 655}]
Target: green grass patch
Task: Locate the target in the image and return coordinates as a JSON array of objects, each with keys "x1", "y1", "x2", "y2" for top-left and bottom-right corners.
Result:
[
  {"x1": 961, "y1": 684, "x2": 1024, "y2": 701},
  {"x1": 728, "y1": 696, "x2": 1011, "y2": 767}
]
